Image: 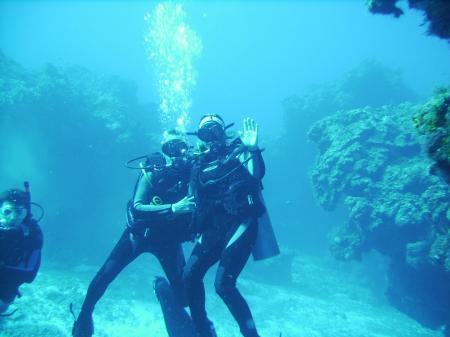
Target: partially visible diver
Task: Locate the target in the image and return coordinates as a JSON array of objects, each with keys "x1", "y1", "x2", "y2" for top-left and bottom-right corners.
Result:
[
  {"x1": 153, "y1": 276, "x2": 197, "y2": 337},
  {"x1": 72, "y1": 130, "x2": 196, "y2": 337},
  {"x1": 182, "y1": 115, "x2": 279, "y2": 337},
  {"x1": 0, "y1": 183, "x2": 43, "y2": 316}
]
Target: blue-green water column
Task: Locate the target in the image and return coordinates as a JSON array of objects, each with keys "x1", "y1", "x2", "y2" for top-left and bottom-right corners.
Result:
[{"x1": 144, "y1": 2, "x2": 202, "y2": 131}]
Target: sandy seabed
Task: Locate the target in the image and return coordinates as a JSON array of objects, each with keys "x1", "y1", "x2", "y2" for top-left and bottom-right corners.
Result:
[{"x1": 0, "y1": 253, "x2": 443, "y2": 337}]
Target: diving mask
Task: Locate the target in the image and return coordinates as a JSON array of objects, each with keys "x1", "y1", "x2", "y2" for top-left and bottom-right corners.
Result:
[
  {"x1": 198, "y1": 115, "x2": 226, "y2": 142},
  {"x1": 162, "y1": 139, "x2": 188, "y2": 158},
  {"x1": 0, "y1": 202, "x2": 27, "y2": 229}
]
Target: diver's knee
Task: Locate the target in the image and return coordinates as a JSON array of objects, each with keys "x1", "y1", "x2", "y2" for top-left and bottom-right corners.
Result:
[
  {"x1": 214, "y1": 266, "x2": 236, "y2": 298},
  {"x1": 214, "y1": 281, "x2": 225, "y2": 298},
  {"x1": 214, "y1": 277, "x2": 235, "y2": 299},
  {"x1": 91, "y1": 259, "x2": 117, "y2": 285}
]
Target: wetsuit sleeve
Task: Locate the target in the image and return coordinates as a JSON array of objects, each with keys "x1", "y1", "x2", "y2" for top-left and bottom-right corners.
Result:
[
  {"x1": 1, "y1": 227, "x2": 43, "y2": 284},
  {"x1": 242, "y1": 148, "x2": 265, "y2": 180},
  {"x1": 133, "y1": 173, "x2": 172, "y2": 215},
  {"x1": 252, "y1": 149, "x2": 265, "y2": 179}
]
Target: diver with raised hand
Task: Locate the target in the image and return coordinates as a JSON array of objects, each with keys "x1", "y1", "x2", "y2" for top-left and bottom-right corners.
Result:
[
  {"x1": 0, "y1": 184, "x2": 43, "y2": 316},
  {"x1": 72, "y1": 130, "x2": 196, "y2": 337},
  {"x1": 183, "y1": 115, "x2": 279, "y2": 337}
]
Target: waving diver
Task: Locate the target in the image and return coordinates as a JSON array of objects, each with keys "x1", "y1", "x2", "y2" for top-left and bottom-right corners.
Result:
[{"x1": 182, "y1": 115, "x2": 279, "y2": 337}]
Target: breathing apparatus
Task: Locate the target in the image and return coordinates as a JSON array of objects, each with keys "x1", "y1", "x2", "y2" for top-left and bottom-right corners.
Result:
[{"x1": 126, "y1": 152, "x2": 167, "y2": 171}]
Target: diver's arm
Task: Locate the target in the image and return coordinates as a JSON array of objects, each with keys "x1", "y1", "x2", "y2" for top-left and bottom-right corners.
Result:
[
  {"x1": 241, "y1": 148, "x2": 265, "y2": 179},
  {"x1": 133, "y1": 173, "x2": 173, "y2": 214},
  {"x1": 239, "y1": 117, "x2": 265, "y2": 179}
]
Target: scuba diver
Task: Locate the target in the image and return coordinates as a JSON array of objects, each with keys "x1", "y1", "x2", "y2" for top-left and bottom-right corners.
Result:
[
  {"x1": 72, "y1": 130, "x2": 196, "y2": 337},
  {"x1": 182, "y1": 115, "x2": 279, "y2": 337},
  {"x1": 0, "y1": 184, "x2": 43, "y2": 316}
]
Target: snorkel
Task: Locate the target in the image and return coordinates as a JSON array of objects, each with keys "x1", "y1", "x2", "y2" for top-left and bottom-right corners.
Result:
[{"x1": 24, "y1": 181, "x2": 32, "y2": 224}]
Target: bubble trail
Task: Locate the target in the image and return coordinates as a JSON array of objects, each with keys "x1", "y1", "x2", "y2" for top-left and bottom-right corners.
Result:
[{"x1": 144, "y1": 2, "x2": 202, "y2": 132}]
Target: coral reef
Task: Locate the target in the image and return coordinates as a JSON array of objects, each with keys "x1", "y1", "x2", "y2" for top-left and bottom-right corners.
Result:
[
  {"x1": 367, "y1": 0, "x2": 450, "y2": 42},
  {"x1": 283, "y1": 60, "x2": 416, "y2": 140},
  {"x1": 308, "y1": 97, "x2": 450, "y2": 330},
  {"x1": 0, "y1": 50, "x2": 161, "y2": 263},
  {"x1": 0, "y1": 50, "x2": 159, "y2": 143},
  {"x1": 270, "y1": 60, "x2": 415, "y2": 251},
  {"x1": 414, "y1": 87, "x2": 450, "y2": 184}
]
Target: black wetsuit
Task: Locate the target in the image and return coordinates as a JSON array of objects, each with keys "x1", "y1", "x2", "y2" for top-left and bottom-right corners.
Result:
[
  {"x1": 182, "y1": 141, "x2": 265, "y2": 337},
  {"x1": 0, "y1": 219, "x2": 43, "y2": 305},
  {"x1": 78, "y1": 164, "x2": 192, "y2": 319}
]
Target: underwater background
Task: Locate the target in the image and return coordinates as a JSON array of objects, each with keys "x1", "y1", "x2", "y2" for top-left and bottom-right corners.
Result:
[{"x1": 1, "y1": 1, "x2": 450, "y2": 336}]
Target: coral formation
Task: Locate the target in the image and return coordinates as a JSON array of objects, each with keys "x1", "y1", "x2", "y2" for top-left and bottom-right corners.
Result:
[
  {"x1": 308, "y1": 97, "x2": 450, "y2": 330},
  {"x1": 0, "y1": 50, "x2": 161, "y2": 262},
  {"x1": 0, "y1": 50, "x2": 159, "y2": 143},
  {"x1": 271, "y1": 60, "x2": 415, "y2": 251},
  {"x1": 414, "y1": 87, "x2": 450, "y2": 184},
  {"x1": 367, "y1": 0, "x2": 450, "y2": 42},
  {"x1": 283, "y1": 60, "x2": 416, "y2": 138}
]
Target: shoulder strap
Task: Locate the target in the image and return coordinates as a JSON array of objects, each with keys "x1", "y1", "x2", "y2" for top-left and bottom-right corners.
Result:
[{"x1": 140, "y1": 162, "x2": 152, "y2": 186}]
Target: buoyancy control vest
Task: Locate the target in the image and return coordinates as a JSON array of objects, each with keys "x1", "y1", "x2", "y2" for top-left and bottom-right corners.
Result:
[
  {"x1": 126, "y1": 160, "x2": 192, "y2": 241},
  {"x1": 0, "y1": 219, "x2": 42, "y2": 271},
  {"x1": 191, "y1": 139, "x2": 266, "y2": 233}
]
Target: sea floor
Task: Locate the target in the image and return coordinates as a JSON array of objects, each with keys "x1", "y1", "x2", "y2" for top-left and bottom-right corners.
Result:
[{"x1": 0, "y1": 252, "x2": 444, "y2": 337}]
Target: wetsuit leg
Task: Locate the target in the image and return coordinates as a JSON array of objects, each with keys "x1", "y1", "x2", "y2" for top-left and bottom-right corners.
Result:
[
  {"x1": 79, "y1": 228, "x2": 142, "y2": 315},
  {"x1": 182, "y1": 238, "x2": 222, "y2": 337},
  {"x1": 154, "y1": 243, "x2": 186, "y2": 306},
  {"x1": 214, "y1": 220, "x2": 259, "y2": 337},
  {"x1": 0, "y1": 282, "x2": 19, "y2": 310}
]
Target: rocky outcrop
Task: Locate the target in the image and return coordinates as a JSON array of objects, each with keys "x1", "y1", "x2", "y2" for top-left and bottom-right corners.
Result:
[
  {"x1": 367, "y1": 0, "x2": 450, "y2": 42},
  {"x1": 414, "y1": 87, "x2": 450, "y2": 184},
  {"x1": 309, "y1": 97, "x2": 450, "y2": 331}
]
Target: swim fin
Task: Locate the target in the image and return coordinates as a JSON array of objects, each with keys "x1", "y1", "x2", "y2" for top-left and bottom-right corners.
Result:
[{"x1": 71, "y1": 305, "x2": 94, "y2": 337}]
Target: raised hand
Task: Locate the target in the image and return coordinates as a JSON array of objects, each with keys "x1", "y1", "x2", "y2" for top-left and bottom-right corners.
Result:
[{"x1": 240, "y1": 117, "x2": 259, "y2": 150}]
